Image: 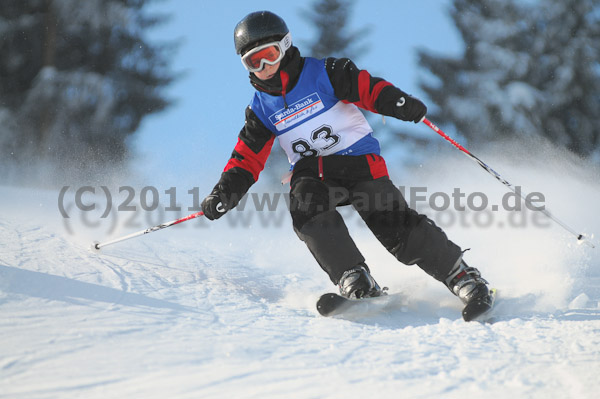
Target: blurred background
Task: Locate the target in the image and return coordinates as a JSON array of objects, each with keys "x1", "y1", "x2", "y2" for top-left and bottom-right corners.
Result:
[{"x1": 1, "y1": 0, "x2": 599, "y2": 192}]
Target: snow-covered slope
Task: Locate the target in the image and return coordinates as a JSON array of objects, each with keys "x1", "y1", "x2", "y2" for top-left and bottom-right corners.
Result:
[{"x1": 1, "y1": 143, "x2": 599, "y2": 398}]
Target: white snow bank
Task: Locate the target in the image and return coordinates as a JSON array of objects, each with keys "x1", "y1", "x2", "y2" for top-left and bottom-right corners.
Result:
[{"x1": 1, "y1": 136, "x2": 599, "y2": 398}]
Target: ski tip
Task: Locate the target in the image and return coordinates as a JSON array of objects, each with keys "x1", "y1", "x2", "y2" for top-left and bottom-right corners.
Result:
[
  {"x1": 316, "y1": 293, "x2": 336, "y2": 316},
  {"x1": 91, "y1": 242, "x2": 102, "y2": 252},
  {"x1": 462, "y1": 288, "x2": 497, "y2": 322},
  {"x1": 316, "y1": 293, "x2": 348, "y2": 317}
]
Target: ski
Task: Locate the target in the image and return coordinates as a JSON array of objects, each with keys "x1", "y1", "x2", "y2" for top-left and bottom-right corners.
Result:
[
  {"x1": 316, "y1": 292, "x2": 394, "y2": 317},
  {"x1": 462, "y1": 288, "x2": 497, "y2": 322},
  {"x1": 316, "y1": 288, "x2": 498, "y2": 321}
]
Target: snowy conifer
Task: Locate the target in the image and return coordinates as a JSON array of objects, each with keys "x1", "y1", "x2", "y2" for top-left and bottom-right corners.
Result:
[
  {"x1": 419, "y1": 0, "x2": 600, "y2": 158},
  {"x1": 0, "y1": 0, "x2": 174, "y2": 183}
]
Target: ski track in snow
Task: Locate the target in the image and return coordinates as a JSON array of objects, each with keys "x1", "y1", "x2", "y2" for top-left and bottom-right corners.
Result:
[{"x1": 1, "y1": 150, "x2": 600, "y2": 398}]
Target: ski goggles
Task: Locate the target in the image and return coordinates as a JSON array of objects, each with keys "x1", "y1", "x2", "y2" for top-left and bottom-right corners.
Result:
[{"x1": 241, "y1": 32, "x2": 292, "y2": 72}]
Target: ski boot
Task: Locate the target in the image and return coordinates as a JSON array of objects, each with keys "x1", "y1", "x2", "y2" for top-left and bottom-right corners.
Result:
[
  {"x1": 445, "y1": 260, "x2": 494, "y2": 321},
  {"x1": 338, "y1": 264, "x2": 384, "y2": 299}
]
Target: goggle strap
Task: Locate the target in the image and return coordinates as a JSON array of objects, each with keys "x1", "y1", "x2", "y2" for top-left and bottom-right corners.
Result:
[{"x1": 279, "y1": 32, "x2": 292, "y2": 52}]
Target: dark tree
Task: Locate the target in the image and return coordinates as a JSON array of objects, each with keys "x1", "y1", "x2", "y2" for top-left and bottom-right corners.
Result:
[
  {"x1": 0, "y1": 0, "x2": 176, "y2": 183},
  {"x1": 418, "y1": 0, "x2": 600, "y2": 158},
  {"x1": 301, "y1": 0, "x2": 369, "y2": 60}
]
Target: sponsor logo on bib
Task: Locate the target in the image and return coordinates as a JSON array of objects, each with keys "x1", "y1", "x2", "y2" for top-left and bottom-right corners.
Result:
[{"x1": 268, "y1": 93, "x2": 324, "y2": 131}]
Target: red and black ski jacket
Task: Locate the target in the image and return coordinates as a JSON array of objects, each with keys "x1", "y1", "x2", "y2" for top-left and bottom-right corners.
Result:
[{"x1": 212, "y1": 47, "x2": 413, "y2": 205}]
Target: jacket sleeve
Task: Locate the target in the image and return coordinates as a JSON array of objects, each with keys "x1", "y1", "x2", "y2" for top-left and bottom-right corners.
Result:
[
  {"x1": 212, "y1": 105, "x2": 275, "y2": 205},
  {"x1": 324, "y1": 57, "x2": 410, "y2": 117}
]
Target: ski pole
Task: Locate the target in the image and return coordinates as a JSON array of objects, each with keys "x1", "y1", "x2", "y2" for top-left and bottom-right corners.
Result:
[
  {"x1": 421, "y1": 117, "x2": 595, "y2": 248},
  {"x1": 93, "y1": 211, "x2": 204, "y2": 250}
]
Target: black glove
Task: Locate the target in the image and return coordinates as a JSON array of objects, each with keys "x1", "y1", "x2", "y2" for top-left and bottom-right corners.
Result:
[
  {"x1": 394, "y1": 94, "x2": 427, "y2": 123},
  {"x1": 201, "y1": 187, "x2": 231, "y2": 221}
]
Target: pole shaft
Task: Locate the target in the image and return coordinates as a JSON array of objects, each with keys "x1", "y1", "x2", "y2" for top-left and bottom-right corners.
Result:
[
  {"x1": 421, "y1": 118, "x2": 593, "y2": 247},
  {"x1": 94, "y1": 211, "x2": 204, "y2": 250}
]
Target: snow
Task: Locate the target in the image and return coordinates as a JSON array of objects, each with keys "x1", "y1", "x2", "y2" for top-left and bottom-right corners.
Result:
[{"x1": 1, "y1": 140, "x2": 600, "y2": 398}]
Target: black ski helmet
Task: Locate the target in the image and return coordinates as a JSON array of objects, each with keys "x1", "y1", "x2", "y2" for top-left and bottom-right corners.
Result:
[{"x1": 234, "y1": 11, "x2": 289, "y2": 55}]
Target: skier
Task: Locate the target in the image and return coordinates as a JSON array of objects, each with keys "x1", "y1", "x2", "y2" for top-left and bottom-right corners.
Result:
[{"x1": 201, "y1": 11, "x2": 493, "y2": 319}]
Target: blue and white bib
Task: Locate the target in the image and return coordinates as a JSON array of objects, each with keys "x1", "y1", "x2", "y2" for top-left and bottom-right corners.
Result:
[{"x1": 250, "y1": 57, "x2": 380, "y2": 166}]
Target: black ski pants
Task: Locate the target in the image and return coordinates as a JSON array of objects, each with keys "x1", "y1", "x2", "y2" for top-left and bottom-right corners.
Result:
[{"x1": 289, "y1": 155, "x2": 462, "y2": 285}]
